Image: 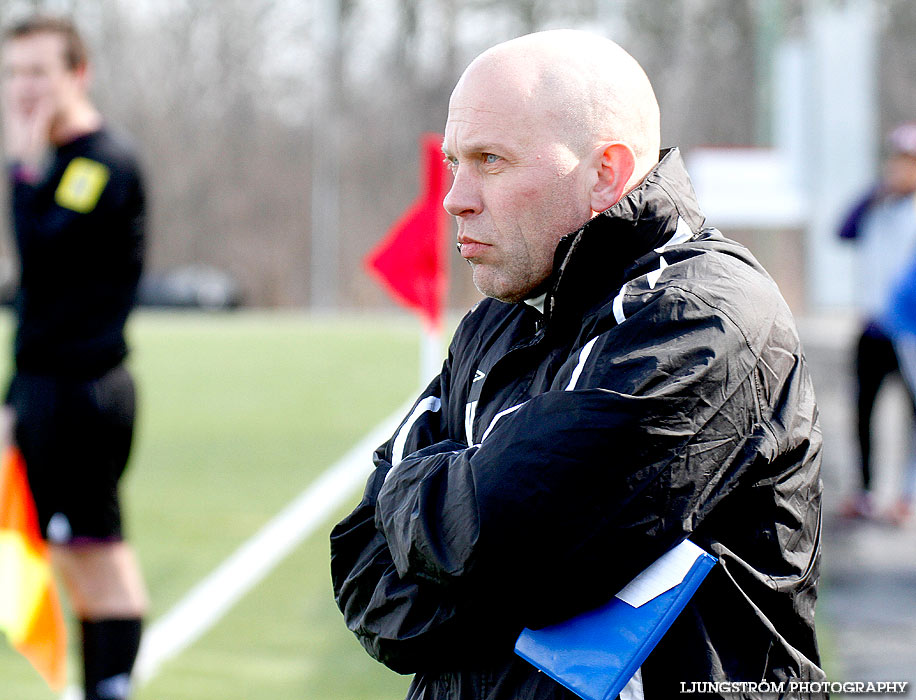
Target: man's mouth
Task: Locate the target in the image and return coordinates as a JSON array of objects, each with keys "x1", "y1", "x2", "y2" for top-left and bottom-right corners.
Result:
[{"x1": 457, "y1": 236, "x2": 490, "y2": 259}]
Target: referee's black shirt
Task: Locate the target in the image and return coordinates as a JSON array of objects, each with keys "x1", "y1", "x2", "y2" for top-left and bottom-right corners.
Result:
[{"x1": 9, "y1": 128, "x2": 145, "y2": 379}]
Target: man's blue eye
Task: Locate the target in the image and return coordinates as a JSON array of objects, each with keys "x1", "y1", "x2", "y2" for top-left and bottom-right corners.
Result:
[{"x1": 483, "y1": 154, "x2": 500, "y2": 164}]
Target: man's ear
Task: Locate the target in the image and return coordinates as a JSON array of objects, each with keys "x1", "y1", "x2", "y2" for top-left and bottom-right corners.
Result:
[
  {"x1": 72, "y1": 63, "x2": 91, "y2": 92},
  {"x1": 590, "y1": 142, "x2": 636, "y2": 213}
]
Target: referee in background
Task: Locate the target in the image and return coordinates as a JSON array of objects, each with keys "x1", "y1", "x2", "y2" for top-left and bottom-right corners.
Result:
[{"x1": 1, "y1": 16, "x2": 147, "y2": 700}]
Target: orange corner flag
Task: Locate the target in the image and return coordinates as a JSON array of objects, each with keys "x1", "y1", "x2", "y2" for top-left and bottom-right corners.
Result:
[
  {"x1": 0, "y1": 447, "x2": 67, "y2": 691},
  {"x1": 365, "y1": 133, "x2": 451, "y2": 330}
]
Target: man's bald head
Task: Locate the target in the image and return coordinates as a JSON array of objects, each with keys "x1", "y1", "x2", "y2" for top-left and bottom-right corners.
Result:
[
  {"x1": 454, "y1": 29, "x2": 661, "y2": 187},
  {"x1": 443, "y1": 30, "x2": 662, "y2": 303}
]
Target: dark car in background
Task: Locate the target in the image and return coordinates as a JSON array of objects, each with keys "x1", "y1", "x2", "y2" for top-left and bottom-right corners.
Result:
[
  {"x1": 137, "y1": 265, "x2": 244, "y2": 310},
  {"x1": 0, "y1": 262, "x2": 243, "y2": 310}
]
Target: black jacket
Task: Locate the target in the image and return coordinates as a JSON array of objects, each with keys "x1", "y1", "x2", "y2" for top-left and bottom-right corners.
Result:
[{"x1": 331, "y1": 149, "x2": 825, "y2": 700}]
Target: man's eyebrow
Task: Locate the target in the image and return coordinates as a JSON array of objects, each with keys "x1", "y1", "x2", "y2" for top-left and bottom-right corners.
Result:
[{"x1": 442, "y1": 140, "x2": 514, "y2": 159}]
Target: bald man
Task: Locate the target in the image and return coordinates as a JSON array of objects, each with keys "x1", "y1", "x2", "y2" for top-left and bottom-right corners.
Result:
[{"x1": 332, "y1": 30, "x2": 824, "y2": 700}]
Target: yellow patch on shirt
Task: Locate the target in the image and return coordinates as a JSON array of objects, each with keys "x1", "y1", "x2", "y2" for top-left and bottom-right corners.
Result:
[{"x1": 54, "y1": 157, "x2": 110, "y2": 214}]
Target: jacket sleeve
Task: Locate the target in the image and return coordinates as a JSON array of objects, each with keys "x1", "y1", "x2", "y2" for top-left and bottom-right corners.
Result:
[
  {"x1": 837, "y1": 188, "x2": 879, "y2": 240},
  {"x1": 331, "y1": 356, "x2": 517, "y2": 672},
  {"x1": 11, "y1": 158, "x2": 137, "y2": 245},
  {"x1": 374, "y1": 285, "x2": 812, "y2": 630}
]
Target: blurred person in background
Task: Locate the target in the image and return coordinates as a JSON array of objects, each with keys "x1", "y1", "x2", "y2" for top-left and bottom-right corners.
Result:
[
  {"x1": 873, "y1": 127, "x2": 916, "y2": 526},
  {"x1": 1, "y1": 15, "x2": 147, "y2": 700},
  {"x1": 332, "y1": 29, "x2": 824, "y2": 699},
  {"x1": 838, "y1": 122, "x2": 916, "y2": 521}
]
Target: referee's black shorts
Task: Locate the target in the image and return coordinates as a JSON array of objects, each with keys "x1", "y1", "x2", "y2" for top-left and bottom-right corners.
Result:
[{"x1": 7, "y1": 364, "x2": 136, "y2": 544}]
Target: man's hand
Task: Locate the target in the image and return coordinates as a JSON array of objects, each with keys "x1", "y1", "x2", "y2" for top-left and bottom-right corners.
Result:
[{"x1": 2, "y1": 96, "x2": 53, "y2": 173}]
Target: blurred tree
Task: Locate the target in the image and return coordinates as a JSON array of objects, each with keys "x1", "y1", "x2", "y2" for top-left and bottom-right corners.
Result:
[
  {"x1": 878, "y1": 0, "x2": 916, "y2": 137},
  {"x1": 0, "y1": 0, "x2": 910, "y2": 309}
]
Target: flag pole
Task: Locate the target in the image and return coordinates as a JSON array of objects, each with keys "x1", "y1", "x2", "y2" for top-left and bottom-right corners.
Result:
[
  {"x1": 419, "y1": 325, "x2": 443, "y2": 388},
  {"x1": 364, "y1": 132, "x2": 451, "y2": 388}
]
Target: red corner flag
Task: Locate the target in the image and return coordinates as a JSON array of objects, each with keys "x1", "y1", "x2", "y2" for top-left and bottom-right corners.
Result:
[
  {"x1": 0, "y1": 447, "x2": 67, "y2": 691},
  {"x1": 365, "y1": 133, "x2": 450, "y2": 330}
]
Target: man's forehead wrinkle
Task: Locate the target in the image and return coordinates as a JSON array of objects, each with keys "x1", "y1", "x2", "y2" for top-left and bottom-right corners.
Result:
[
  {"x1": 447, "y1": 80, "x2": 550, "y2": 148},
  {"x1": 447, "y1": 105, "x2": 521, "y2": 143},
  {"x1": 448, "y1": 106, "x2": 505, "y2": 119}
]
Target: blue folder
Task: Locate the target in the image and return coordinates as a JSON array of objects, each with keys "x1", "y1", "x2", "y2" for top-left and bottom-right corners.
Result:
[{"x1": 514, "y1": 540, "x2": 717, "y2": 700}]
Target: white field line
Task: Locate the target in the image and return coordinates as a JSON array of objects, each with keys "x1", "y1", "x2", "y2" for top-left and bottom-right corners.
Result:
[{"x1": 61, "y1": 400, "x2": 411, "y2": 700}]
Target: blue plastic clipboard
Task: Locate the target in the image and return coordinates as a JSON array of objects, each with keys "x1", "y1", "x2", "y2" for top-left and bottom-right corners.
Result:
[{"x1": 514, "y1": 540, "x2": 717, "y2": 700}]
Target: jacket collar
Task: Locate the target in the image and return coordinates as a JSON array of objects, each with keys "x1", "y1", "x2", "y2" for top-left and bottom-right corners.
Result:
[{"x1": 542, "y1": 147, "x2": 706, "y2": 324}]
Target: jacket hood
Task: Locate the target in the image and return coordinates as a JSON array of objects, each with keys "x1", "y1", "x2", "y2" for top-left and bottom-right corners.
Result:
[{"x1": 545, "y1": 147, "x2": 706, "y2": 324}]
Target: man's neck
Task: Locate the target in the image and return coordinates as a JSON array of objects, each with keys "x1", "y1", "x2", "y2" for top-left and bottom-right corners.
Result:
[{"x1": 50, "y1": 100, "x2": 102, "y2": 146}]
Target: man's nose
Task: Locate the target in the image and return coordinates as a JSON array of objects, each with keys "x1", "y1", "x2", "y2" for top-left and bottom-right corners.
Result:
[{"x1": 443, "y1": 167, "x2": 482, "y2": 217}]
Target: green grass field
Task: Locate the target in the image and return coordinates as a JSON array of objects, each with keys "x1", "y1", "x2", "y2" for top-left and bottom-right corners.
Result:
[
  {"x1": 0, "y1": 309, "x2": 841, "y2": 699},
  {"x1": 0, "y1": 310, "x2": 419, "y2": 700}
]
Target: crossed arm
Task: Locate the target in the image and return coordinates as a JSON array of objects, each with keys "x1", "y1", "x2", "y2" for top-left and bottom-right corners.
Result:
[{"x1": 332, "y1": 294, "x2": 771, "y2": 673}]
